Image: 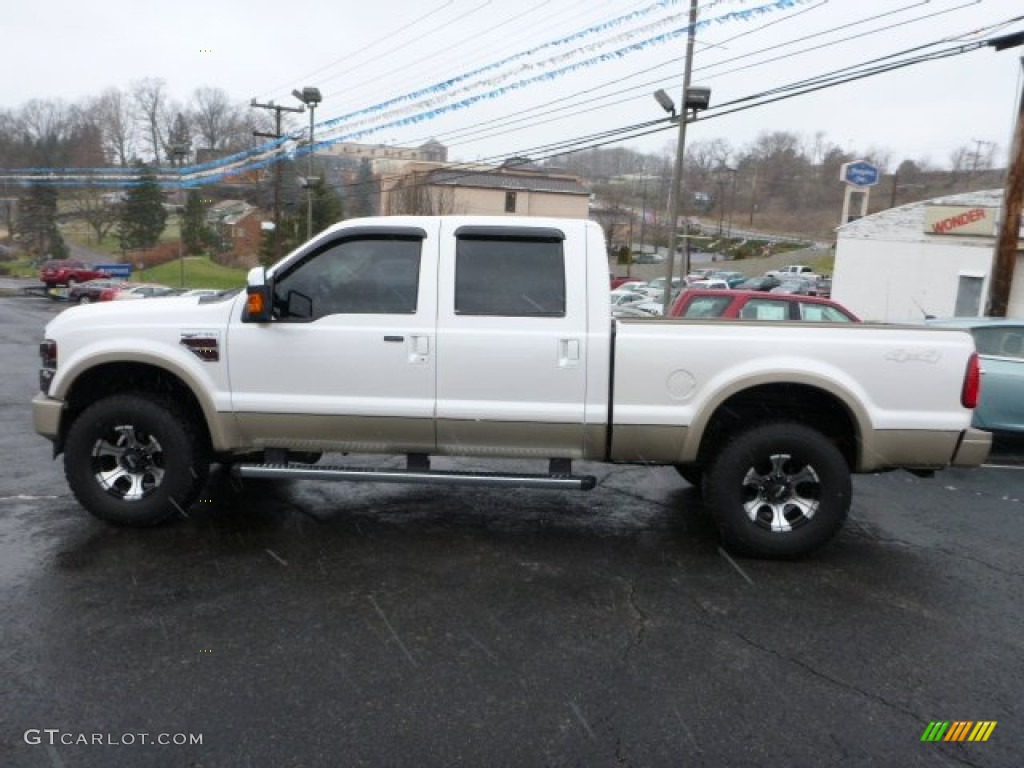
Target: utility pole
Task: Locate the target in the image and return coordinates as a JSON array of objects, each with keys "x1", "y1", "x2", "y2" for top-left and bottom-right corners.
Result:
[
  {"x1": 660, "y1": 0, "x2": 699, "y2": 315},
  {"x1": 250, "y1": 99, "x2": 305, "y2": 262},
  {"x1": 987, "y1": 56, "x2": 1024, "y2": 317}
]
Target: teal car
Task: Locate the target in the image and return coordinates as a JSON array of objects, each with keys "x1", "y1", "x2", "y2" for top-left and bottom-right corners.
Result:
[{"x1": 928, "y1": 318, "x2": 1024, "y2": 435}]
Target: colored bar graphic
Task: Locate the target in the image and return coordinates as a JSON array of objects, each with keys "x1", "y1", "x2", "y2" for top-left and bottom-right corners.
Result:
[
  {"x1": 945, "y1": 722, "x2": 972, "y2": 741},
  {"x1": 968, "y1": 722, "x2": 997, "y2": 742},
  {"x1": 921, "y1": 721, "x2": 996, "y2": 742}
]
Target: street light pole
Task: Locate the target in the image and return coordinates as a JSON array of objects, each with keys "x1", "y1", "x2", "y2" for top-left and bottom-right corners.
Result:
[{"x1": 292, "y1": 87, "x2": 322, "y2": 241}]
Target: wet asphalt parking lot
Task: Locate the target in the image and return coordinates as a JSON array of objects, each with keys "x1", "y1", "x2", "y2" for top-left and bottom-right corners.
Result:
[{"x1": 1, "y1": 288, "x2": 1022, "y2": 767}]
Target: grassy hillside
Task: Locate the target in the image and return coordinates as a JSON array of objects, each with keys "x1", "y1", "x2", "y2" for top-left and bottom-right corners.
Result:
[{"x1": 136, "y1": 256, "x2": 248, "y2": 290}]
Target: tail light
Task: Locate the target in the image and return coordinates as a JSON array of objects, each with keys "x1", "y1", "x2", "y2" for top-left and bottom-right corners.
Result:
[{"x1": 961, "y1": 352, "x2": 981, "y2": 409}]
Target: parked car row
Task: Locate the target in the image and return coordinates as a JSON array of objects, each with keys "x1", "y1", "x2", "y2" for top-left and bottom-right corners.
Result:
[{"x1": 66, "y1": 278, "x2": 221, "y2": 303}]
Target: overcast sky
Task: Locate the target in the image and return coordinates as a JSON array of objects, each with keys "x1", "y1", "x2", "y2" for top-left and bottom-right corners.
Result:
[{"x1": 6, "y1": 0, "x2": 1024, "y2": 171}]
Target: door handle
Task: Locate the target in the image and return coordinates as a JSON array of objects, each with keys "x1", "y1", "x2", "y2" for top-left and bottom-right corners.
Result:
[
  {"x1": 558, "y1": 338, "x2": 580, "y2": 367},
  {"x1": 383, "y1": 335, "x2": 405, "y2": 342}
]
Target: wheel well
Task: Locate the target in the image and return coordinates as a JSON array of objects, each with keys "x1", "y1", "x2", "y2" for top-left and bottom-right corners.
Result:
[
  {"x1": 696, "y1": 383, "x2": 858, "y2": 469},
  {"x1": 59, "y1": 363, "x2": 210, "y2": 453}
]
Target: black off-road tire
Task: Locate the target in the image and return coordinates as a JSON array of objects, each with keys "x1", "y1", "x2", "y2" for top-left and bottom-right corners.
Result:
[
  {"x1": 705, "y1": 422, "x2": 851, "y2": 559},
  {"x1": 673, "y1": 464, "x2": 703, "y2": 492},
  {"x1": 64, "y1": 394, "x2": 209, "y2": 526}
]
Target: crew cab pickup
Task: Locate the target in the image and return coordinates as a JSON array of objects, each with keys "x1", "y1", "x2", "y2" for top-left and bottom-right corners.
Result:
[{"x1": 32, "y1": 216, "x2": 990, "y2": 558}]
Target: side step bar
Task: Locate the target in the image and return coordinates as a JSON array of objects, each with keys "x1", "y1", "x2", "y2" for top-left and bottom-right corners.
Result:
[{"x1": 234, "y1": 462, "x2": 597, "y2": 491}]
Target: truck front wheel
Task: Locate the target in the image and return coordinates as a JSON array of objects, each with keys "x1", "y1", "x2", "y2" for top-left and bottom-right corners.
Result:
[
  {"x1": 705, "y1": 422, "x2": 850, "y2": 558},
  {"x1": 64, "y1": 394, "x2": 209, "y2": 526}
]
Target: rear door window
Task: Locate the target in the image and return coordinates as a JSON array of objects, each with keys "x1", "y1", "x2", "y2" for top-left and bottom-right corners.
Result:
[{"x1": 454, "y1": 233, "x2": 565, "y2": 317}]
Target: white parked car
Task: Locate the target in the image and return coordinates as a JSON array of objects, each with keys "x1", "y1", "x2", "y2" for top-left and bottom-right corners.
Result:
[
  {"x1": 112, "y1": 284, "x2": 173, "y2": 300},
  {"x1": 640, "y1": 276, "x2": 683, "y2": 298},
  {"x1": 688, "y1": 279, "x2": 730, "y2": 290},
  {"x1": 765, "y1": 265, "x2": 819, "y2": 281},
  {"x1": 609, "y1": 289, "x2": 649, "y2": 308}
]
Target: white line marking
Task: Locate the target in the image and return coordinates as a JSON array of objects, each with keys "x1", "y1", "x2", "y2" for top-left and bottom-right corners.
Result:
[
  {"x1": 982, "y1": 464, "x2": 1024, "y2": 470},
  {"x1": 265, "y1": 548, "x2": 288, "y2": 566},
  {"x1": 0, "y1": 495, "x2": 60, "y2": 501},
  {"x1": 569, "y1": 701, "x2": 597, "y2": 741},
  {"x1": 368, "y1": 596, "x2": 417, "y2": 668},
  {"x1": 718, "y1": 546, "x2": 755, "y2": 586}
]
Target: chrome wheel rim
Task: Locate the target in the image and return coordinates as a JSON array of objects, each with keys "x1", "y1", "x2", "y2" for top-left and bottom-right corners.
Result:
[
  {"x1": 91, "y1": 425, "x2": 166, "y2": 501},
  {"x1": 740, "y1": 453, "x2": 820, "y2": 532}
]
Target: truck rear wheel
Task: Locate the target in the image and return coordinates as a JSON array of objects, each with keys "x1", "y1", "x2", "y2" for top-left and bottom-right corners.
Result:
[
  {"x1": 673, "y1": 464, "x2": 703, "y2": 493},
  {"x1": 705, "y1": 422, "x2": 850, "y2": 558},
  {"x1": 64, "y1": 394, "x2": 209, "y2": 526}
]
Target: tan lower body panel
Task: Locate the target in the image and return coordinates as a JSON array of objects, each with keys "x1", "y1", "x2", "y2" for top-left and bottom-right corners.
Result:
[
  {"x1": 435, "y1": 420, "x2": 606, "y2": 459},
  {"x1": 859, "y1": 429, "x2": 963, "y2": 471},
  {"x1": 233, "y1": 413, "x2": 435, "y2": 454},
  {"x1": 232, "y1": 414, "x2": 607, "y2": 460},
  {"x1": 609, "y1": 424, "x2": 690, "y2": 464}
]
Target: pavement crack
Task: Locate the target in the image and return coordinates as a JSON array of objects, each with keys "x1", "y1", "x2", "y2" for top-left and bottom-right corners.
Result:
[
  {"x1": 622, "y1": 579, "x2": 650, "y2": 665},
  {"x1": 727, "y1": 627, "x2": 923, "y2": 722},
  {"x1": 845, "y1": 525, "x2": 1023, "y2": 578}
]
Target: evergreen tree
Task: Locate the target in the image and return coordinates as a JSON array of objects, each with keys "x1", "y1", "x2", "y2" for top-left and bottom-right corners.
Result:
[
  {"x1": 311, "y1": 178, "x2": 343, "y2": 236},
  {"x1": 349, "y1": 157, "x2": 376, "y2": 217},
  {"x1": 117, "y1": 163, "x2": 167, "y2": 252},
  {"x1": 18, "y1": 186, "x2": 60, "y2": 258},
  {"x1": 181, "y1": 190, "x2": 207, "y2": 255},
  {"x1": 258, "y1": 213, "x2": 302, "y2": 266}
]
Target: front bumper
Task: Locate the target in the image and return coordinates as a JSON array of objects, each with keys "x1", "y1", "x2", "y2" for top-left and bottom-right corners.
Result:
[
  {"x1": 32, "y1": 393, "x2": 64, "y2": 445},
  {"x1": 951, "y1": 427, "x2": 992, "y2": 467}
]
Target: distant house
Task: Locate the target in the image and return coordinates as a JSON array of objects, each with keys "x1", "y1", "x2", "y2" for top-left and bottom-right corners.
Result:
[
  {"x1": 205, "y1": 199, "x2": 264, "y2": 266},
  {"x1": 380, "y1": 161, "x2": 589, "y2": 218}
]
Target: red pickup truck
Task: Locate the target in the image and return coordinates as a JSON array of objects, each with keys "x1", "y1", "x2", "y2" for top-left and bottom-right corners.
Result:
[{"x1": 39, "y1": 259, "x2": 110, "y2": 288}]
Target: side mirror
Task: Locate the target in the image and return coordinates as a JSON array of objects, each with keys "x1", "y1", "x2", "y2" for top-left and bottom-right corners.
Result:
[{"x1": 241, "y1": 266, "x2": 272, "y2": 323}]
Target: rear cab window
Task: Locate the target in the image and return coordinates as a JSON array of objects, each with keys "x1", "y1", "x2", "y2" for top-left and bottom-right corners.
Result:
[{"x1": 453, "y1": 227, "x2": 566, "y2": 317}]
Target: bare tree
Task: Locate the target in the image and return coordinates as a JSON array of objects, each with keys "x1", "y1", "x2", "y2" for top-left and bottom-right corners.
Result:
[
  {"x1": 68, "y1": 185, "x2": 120, "y2": 243},
  {"x1": 132, "y1": 78, "x2": 167, "y2": 163},
  {"x1": 390, "y1": 173, "x2": 458, "y2": 215},
  {"x1": 91, "y1": 88, "x2": 136, "y2": 166},
  {"x1": 189, "y1": 87, "x2": 237, "y2": 150},
  {"x1": 19, "y1": 99, "x2": 80, "y2": 165}
]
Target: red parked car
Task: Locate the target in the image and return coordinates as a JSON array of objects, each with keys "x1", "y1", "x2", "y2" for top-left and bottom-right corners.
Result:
[
  {"x1": 39, "y1": 259, "x2": 110, "y2": 288},
  {"x1": 670, "y1": 289, "x2": 860, "y2": 322}
]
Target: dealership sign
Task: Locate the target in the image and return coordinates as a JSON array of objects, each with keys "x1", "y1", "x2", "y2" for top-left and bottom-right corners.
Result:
[
  {"x1": 840, "y1": 160, "x2": 880, "y2": 188},
  {"x1": 925, "y1": 205, "x2": 998, "y2": 237}
]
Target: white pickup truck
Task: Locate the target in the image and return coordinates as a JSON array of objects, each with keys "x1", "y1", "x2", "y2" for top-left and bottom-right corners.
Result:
[
  {"x1": 766, "y1": 264, "x2": 820, "y2": 281},
  {"x1": 33, "y1": 216, "x2": 990, "y2": 558}
]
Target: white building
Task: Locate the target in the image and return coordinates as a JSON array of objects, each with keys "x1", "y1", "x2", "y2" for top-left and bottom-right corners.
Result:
[{"x1": 832, "y1": 189, "x2": 1023, "y2": 322}]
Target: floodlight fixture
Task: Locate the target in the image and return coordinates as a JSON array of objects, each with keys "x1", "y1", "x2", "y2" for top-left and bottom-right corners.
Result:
[{"x1": 653, "y1": 89, "x2": 675, "y2": 116}]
